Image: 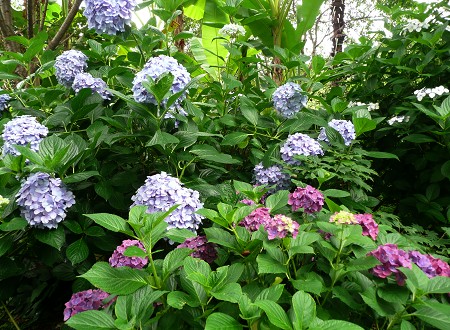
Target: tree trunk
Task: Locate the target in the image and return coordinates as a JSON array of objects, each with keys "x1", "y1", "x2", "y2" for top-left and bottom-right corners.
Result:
[{"x1": 330, "y1": 0, "x2": 346, "y2": 57}]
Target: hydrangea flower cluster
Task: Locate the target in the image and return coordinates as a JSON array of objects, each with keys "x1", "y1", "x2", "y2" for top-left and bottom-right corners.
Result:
[
  {"x1": 1, "y1": 115, "x2": 49, "y2": 157},
  {"x1": 402, "y1": 16, "x2": 434, "y2": 34},
  {"x1": 355, "y1": 214, "x2": 379, "y2": 240},
  {"x1": 109, "y1": 239, "x2": 148, "y2": 269},
  {"x1": 240, "y1": 207, "x2": 272, "y2": 232},
  {"x1": 318, "y1": 119, "x2": 356, "y2": 146},
  {"x1": 132, "y1": 55, "x2": 191, "y2": 110},
  {"x1": 83, "y1": 0, "x2": 137, "y2": 35},
  {"x1": 63, "y1": 289, "x2": 111, "y2": 321},
  {"x1": 329, "y1": 211, "x2": 358, "y2": 224},
  {"x1": 253, "y1": 163, "x2": 291, "y2": 193},
  {"x1": 368, "y1": 244, "x2": 412, "y2": 285},
  {"x1": 239, "y1": 198, "x2": 256, "y2": 206},
  {"x1": 348, "y1": 101, "x2": 379, "y2": 112},
  {"x1": 409, "y1": 251, "x2": 450, "y2": 278},
  {"x1": 178, "y1": 236, "x2": 218, "y2": 264},
  {"x1": 131, "y1": 172, "x2": 204, "y2": 232},
  {"x1": 219, "y1": 23, "x2": 246, "y2": 39},
  {"x1": 414, "y1": 86, "x2": 449, "y2": 101},
  {"x1": 265, "y1": 214, "x2": 299, "y2": 240},
  {"x1": 0, "y1": 89, "x2": 11, "y2": 113},
  {"x1": 288, "y1": 185, "x2": 324, "y2": 214},
  {"x1": 280, "y1": 133, "x2": 324, "y2": 165},
  {"x1": 54, "y1": 50, "x2": 88, "y2": 88},
  {"x1": 16, "y1": 172, "x2": 76, "y2": 229},
  {"x1": 272, "y1": 82, "x2": 308, "y2": 118},
  {"x1": 72, "y1": 73, "x2": 112, "y2": 100},
  {"x1": 387, "y1": 115, "x2": 410, "y2": 125}
]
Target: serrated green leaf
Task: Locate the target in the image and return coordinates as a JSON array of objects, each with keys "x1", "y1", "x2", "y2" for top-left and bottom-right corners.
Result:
[
  {"x1": 256, "y1": 254, "x2": 287, "y2": 275},
  {"x1": 426, "y1": 276, "x2": 450, "y2": 294},
  {"x1": 65, "y1": 310, "x2": 116, "y2": 330},
  {"x1": 265, "y1": 190, "x2": 289, "y2": 213},
  {"x1": 205, "y1": 312, "x2": 243, "y2": 330},
  {"x1": 221, "y1": 132, "x2": 250, "y2": 146},
  {"x1": 163, "y1": 248, "x2": 192, "y2": 279},
  {"x1": 63, "y1": 171, "x2": 100, "y2": 184},
  {"x1": 0, "y1": 217, "x2": 28, "y2": 231},
  {"x1": 83, "y1": 213, "x2": 132, "y2": 234},
  {"x1": 309, "y1": 319, "x2": 364, "y2": 330},
  {"x1": 291, "y1": 290, "x2": 316, "y2": 329},
  {"x1": 323, "y1": 189, "x2": 350, "y2": 198},
  {"x1": 34, "y1": 226, "x2": 65, "y2": 250},
  {"x1": 167, "y1": 290, "x2": 199, "y2": 309},
  {"x1": 146, "y1": 130, "x2": 180, "y2": 147},
  {"x1": 211, "y1": 282, "x2": 243, "y2": 303},
  {"x1": 66, "y1": 238, "x2": 89, "y2": 264},
  {"x1": 239, "y1": 95, "x2": 259, "y2": 126},
  {"x1": 123, "y1": 245, "x2": 147, "y2": 258},
  {"x1": 254, "y1": 300, "x2": 292, "y2": 330},
  {"x1": 80, "y1": 262, "x2": 148, "y2": 295},
  {"x1": 413, "y1": 301, "x2": 450, "y2": 330}
]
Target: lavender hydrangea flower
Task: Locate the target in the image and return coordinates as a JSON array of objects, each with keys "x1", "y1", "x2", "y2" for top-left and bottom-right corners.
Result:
[
  {"x1": 368, "y1": 244, "x2": 412, "y2": 286},
  {"x1": 272, "y1": 82, "x2": 308, "y2": 118},
  {"x1": 1, "y1": 115, "x2": 48, "y2": 157},
  {"x1": 355, "y1": 214, "x2": 379, "y2": 240},
  {"x1": 253, "y1": 163, "x2": 291, "y2": 193},
  {"x1": 16, "y1": 172, "x2": 75, "y2": 229},
  {"x1": 288, "y1": 185, "x2": 324, "y2": 214},
  {"x1": 63, "y1": 289, "x2": 111, "y2": 321},
  {"x1": 329, "y1": 211, "x2": 358, "y2": 225},
  {"x1": 132, "y1": 55, "x2": 191, "y2": 112},
  {"x1": 131, "y1": 172, "x2": 203, "y2": 232},
  {"x1": 83, "y1": 0, "x2": 137, "y2": 35},
  {"x1": 318, "y1": 119, "x2": 356, "y2": 146},
  {"x1": 409, "y1": 251, "x2": 450, "y2": 278},
  {"x1": 178, "y1": 235, "x2": 218, "y2": 264},
  {"x1": 240, "y1": 207, "x2": 272, "y2": 232},
  {"x1": 280, "y1": 133, "x2": 324, "y2": 165},
  {"x1": 72, "y1": 72, "x2": 112, "y2": 100},
  {"x1": 109, "y1": 239, "x2": 148, "y2": 269},
  {"x1": 265, "y1": 214, "x2": 299, "y2": 240},
  {"x1": 0, "y1": 89, "x2": 11, "y2": 114},
  {"x1": 54, "y1": 50, "x2": 88, "y2": 88},
  {"x1": 239, "y1": 199, "x2": 256, "y2": 206}
]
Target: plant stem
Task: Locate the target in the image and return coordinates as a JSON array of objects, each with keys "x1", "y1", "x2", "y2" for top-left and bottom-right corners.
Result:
[{"x1": 2, "y1": 302, "x2": 21, "y2": 330}]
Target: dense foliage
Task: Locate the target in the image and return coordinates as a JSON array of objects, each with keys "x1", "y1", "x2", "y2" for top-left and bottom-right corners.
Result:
[{"x1": 0, "y1": 0, "x2": 449, "y2": 329}]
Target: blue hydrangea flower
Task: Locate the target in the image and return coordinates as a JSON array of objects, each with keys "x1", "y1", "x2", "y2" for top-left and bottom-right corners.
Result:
[
  {"x1": 1, "y1": 115, "x2": 49, "y2": 157},
  {"x1": 16, "y1": 172, "x2": 76, "y2": 229},
  {"x1": 132, "y1": 55, "x2": 191, "y2": 112},
  {"x1": 54, "y1": 50, "x2": 88, "y2": 88},
  {"x1": 72, "y1": 72, "x2": 112, "y2": 100},
  {"x1": 131, "y1": 172, "x2": 204, "y2": 232},
  {"x1": 318, "y1": 119, "x2": 356, "y2": 146},
  {"x1": 253, "y1": 163, "x2": 291, "y2": 193},
  {"x1": 272, "y1": 82, "x2": 308, "y2": 118},
  {"x1": 0, "y1": 89, "x2": 11, "y2": 114},
  {"x1": 280, "y1": 133, "x2": 324, "y2": 165},
  {"x1": 83, "y1": 0, "x2": 136, "y2": 35}
]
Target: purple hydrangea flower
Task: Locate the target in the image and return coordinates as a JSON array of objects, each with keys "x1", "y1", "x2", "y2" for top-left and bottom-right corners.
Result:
[
  {"x1": 409, "y1": 251, "x2": 450, "y2": 278},
  {"x1": 16, "y1": 172, "x2": 76, "y2": 229},
  {"x1": 280, "y1": 133, "x2": 324, "y2": 165},
  {"x1": 178, "y1": 235, "x2": 218, "y2": 263},
  {"x1": 72, "y1": 72, "x2": 112, "y2": 100},
  {"x1": 288, "y1": 185, "x2": 324, "y2": 214},
  {"x1": 318, "y1": 119, "x2": 356, "y2": 146},
  {"x1": 265, "y1": 214, "x2": 299, "y2": 240},
  {"x1": 54, "y1": 50, "x2": 88, "y2": 88},
  {"x1": 83, "y1": 0, "x2": 136, "y2": 35},
  {"x1": 63, "y1": 289, "x2": 111, "y2": 321},
  {"x1": 0, "y1": 89, "x2": 11, "y2": 113},
  {"x1": 131, "y1": 172, "x2": 203, "y2": 232},
  {"x1": 240, "y1": 207, "x2": 272, "y2": 232},
  {"x1": 329, "y1": 211, "x2": 358, "y2": 225},
  {"x1": 253, "y1": 163, "x2": 291, "y2": 193},
  {"x1": 109, "y1": 239, "x2": 148, "y2": 269},
  {"x1": 239, "y1": 199, "x2": 256, "y2": 206},
  {"x1": 355, "y1": 214, "x2": 379, "y2": 240},
  {"x1": 368, "y1": 244, "x2": 412, "y2": 286},
  {"x1": 132, "y1": 55, "x2": 191, "y2": 112},
  {"x1": 272, "y1": 82, "x2": 308, "y2": 118},
  {"x1": 1, "y1": 115, "x2": 48, "y2": 157}
]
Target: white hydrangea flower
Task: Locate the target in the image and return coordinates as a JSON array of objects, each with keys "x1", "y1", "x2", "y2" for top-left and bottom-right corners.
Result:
[
  {"x1": 219, "y1": 24, "x2": 246, "y2": 39},
  {"x1": 414, "y1": 86, "x2": 449, "y2": 101},
  {"x1": 387, "y1": 115, "x2": 410, "y2": 125}
]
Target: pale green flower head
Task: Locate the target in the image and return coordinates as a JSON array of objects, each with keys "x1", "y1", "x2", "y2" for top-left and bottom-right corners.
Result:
[{"x1": 329, "y1": 211, "x2": 358, "y2": 225}]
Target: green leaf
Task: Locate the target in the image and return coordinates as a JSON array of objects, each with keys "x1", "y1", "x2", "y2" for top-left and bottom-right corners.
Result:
[
  {"x1": 211, "y1": 282, "x2": 243, "y2": 303},
  {"x1": 441, "y1": 160, "x2": 450, "y2": 180},
  {"x1": 12, "y1": 146, "x2": 44, "y2": 164},
  {"x1": 400, "y1": 320, "x2": 416, "y2": 330},
  {"x1": 0, "y1": 236, "x2": 13, "y2": 257},
  {"x1": 167, "y1": 290, "x2": 199, "y2": 309},
  {"x1": 83, "y1": 213, "x2": 132, "y2": 234},
  {"x1": 146, "y1": 130, "x2": 180, "y2": 147},
  {"x1": 142, "y1": 72, "x2": 174, "y2": 105},
  {"x1": 353, "y1": 117, "x2": 376, "y2": 136},
  {"x1": 413, "y1": 301, "x2": 450, "y2": 330},
  {"x1": 332, "y1": 286, "x2": 363, "y2": 310},
  {"x1": 426, "y1": 276, "x2": 450, "y2": 294},
  {"x1": 323, "y1": 189, "x2": 350, "y2": 198},
  {"x1": 123, "y1": 246, "x2": 147, "y2": 258},
  {"x1": 256, "y1": 254, "x2": 287, "y2": 275},
  {"x1": 165, "y1": 228, "x2": 196, "y2": 243},
  {"x1": 291, "y1": 272, "x2": 324, "y2": 295},
  {"x1": 309, "y1": 320, "x2": 364, "y2": 330},
  {"x1": 63, "y1": 171, "x2": 100, "y2": 184},
  {"x1": 291, "y1": 290, "x2": 316, "y2": 329},
  {"x1": 296, "y1": 0, "x2": 326, "y2": 38},
  {"x1": 66, "y1": 238, "x2": 89, "y2": 264},
  {"x1": 190, "y1": 144, "x2": 240, "y2": 164},
  {"x1": 265, "y1": 190, "x2": 289, "y2": 213},
  {"x1": 65, "y1": 310, "x2": 116, "y2": 330},
  {"x1": 254, "y1": 300, "x2": 292, "y2": 330},
  {"x1": 34, "y1": 226, "x2": 65, "y2": 250},
  {"x1": 399, "y1": 265, "x2": 430, "y2": 295},
  {"x1": 162, "y1": 248, "x2": 192, "y2": 279},
  {"x1": 204, "y1": 227, "x2": 239, "y2": 250},
  {"x1": 183, "y1": 256, "x2": 211, "y2": 288},
  {"x1": 311, "y1": 55, "x2": 325, "y2": 74},
  {"x1": 239, "y1": 95, "x2": 259, "y2": 126},
  {"x1": 402, "y1": 134, "x2": 435, "y2": 143},
  {"x1": 205, "y1": 313, "x2": 243, "y2": 330},
  {"x1": 346, "y1": 256, "x2": 380, "y2": 272},
  {"x1": 0, "y1": 217, "x2": 28, "y2": 231},
  {"x1": 221, "y1": 132, "x2": 250, "y2": 146},
  {"x1": 377, "y1": 285, "x2": 409, "y2": 305},
  {"x1": 361, "y1": 151, "x2": 399, "y2": 160},
  {"x1": 80, "y1": 262, "x2": 148, "y2": 295}
]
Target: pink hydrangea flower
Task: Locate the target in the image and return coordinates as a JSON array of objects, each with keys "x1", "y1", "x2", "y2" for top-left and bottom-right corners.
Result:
[
  {"x1": 288, "y1": 185, "x2": 324, "y2": 214},
  {"x1": 265, "y1": 214, "x2": 299, "y2": 240},
  {"x1": 109, "y1": 239, "x2": 148, "y2": 269},
  {"x1": 355, "y1": 213, "x2": 379, "y2": 240}
]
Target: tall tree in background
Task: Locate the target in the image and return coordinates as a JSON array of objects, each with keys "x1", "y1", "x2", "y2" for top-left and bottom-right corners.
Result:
[{"x1": 330, "y1": 0, "x2": 346, "y2": 56}]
